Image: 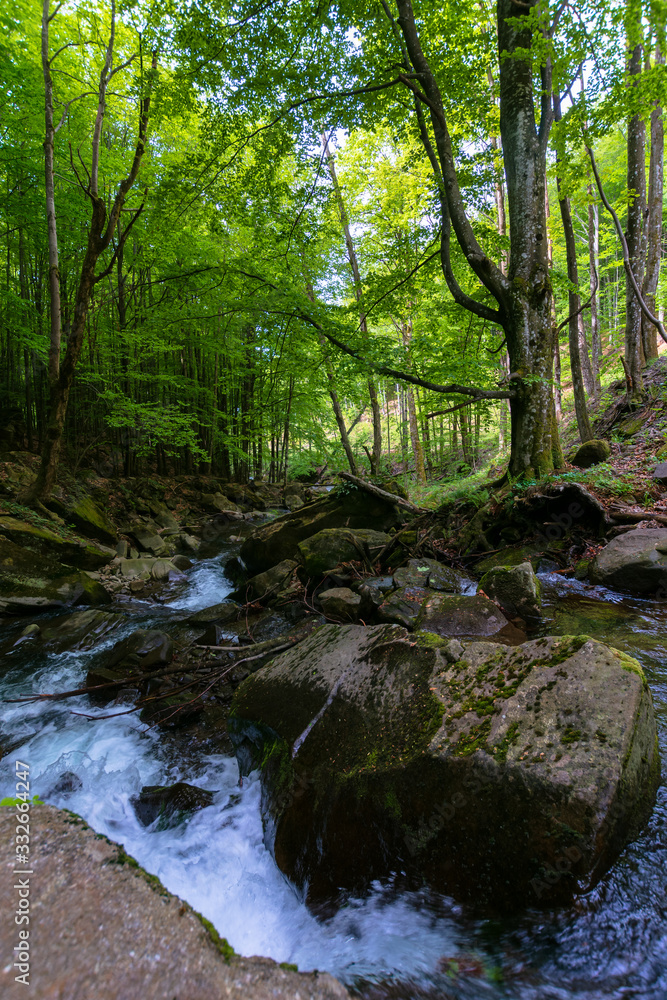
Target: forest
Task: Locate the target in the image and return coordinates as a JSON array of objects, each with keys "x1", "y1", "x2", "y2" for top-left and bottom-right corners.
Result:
[
  {"x1": 2, "y1": 3, "x2": 667, "y2": 999},
  {"x1": 2, "y1": 0, "x2": 665, "y2": 497}
]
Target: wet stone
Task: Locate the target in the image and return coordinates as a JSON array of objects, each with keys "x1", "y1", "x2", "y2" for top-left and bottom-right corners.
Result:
[{"x1": 132, "y1": 782, "x2": 215, "y2": 828}]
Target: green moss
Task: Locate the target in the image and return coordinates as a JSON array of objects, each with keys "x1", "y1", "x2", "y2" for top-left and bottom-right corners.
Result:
[
  {"x1": 560, "y1": 726, "x2": 582, "y2": 745},
  {"x1": 414, "y1": 631, "x2": 447, "y2": 650},
  {"x1": 452, "y1": 718, "x2": 493, "y2": 757},
  {"x1": 615, "y1": 649, "x2": 648, "y2": 687},
  {"x1": 196, "y1": 914, "x2": 235, "y2": 962},
  {"x1": 494, "y1": 722, "x2": 520, "y2": 762},
  {"x1": 280, "y1": 962, "x2": 299, "y2": 972},
  {"x1": 107, "y1": 846, "x2": 170, "y2": 897}
]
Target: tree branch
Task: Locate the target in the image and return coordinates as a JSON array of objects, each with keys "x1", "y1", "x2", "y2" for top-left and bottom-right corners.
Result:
[
  {"x1": 55, "y1": 92, "x2": 95, "y2": 134},
  {"x1": 587, "y1": 145, "x2": 667, "y2": 344},
  {"x1": 426, "y1": 399, "x2": 479, "y2": 418},
  {"x1": 395, "y1": 0, "x2": 508, "y2": 304}
]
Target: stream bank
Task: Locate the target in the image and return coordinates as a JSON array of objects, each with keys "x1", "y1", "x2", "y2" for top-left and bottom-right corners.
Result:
[{"x1": 1, "y1": 471, "x2": 667, "y2": 998}]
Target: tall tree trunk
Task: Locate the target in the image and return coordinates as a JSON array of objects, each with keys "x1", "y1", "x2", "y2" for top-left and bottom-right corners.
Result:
[
  {"x1": 625, "y1": 7, "x2": 646, "y2": 396},
  {"x1": 553, "y1": 92, "x2": 593, "y2": 442},
  {"x1": 491, "y1": 120, "x2": 511, "y2": 448},
  {"x1": 27, "y1": 20, "x2": 155, "y2": 501},
  {"x1": 399, "y1": 316, "x2": 426, "y2": 483},
  {"x1": 396, "y1": 0, "x2": 562, "y2": 479},
  {"x1": 497, "y1": 1, "x2": 561, "y2": 476},
  {"x1": 544, "y1": 177, "x2": 562, "y2": 422},
  {"x1": 587, "y1": 183, "x2": 602, "y2": 393},
  {"x1": 42, "y1": 0, "x2": 62, "y2": 385},
  {"x1": 642, "y1": 44, "x2": 664, "y2": 363},
  {"x1": 305, "y1": 277, "x2": 358, "y2": 473},
  {"x1": 322, "y1": 133, "x2": 382, "y2": 473}
]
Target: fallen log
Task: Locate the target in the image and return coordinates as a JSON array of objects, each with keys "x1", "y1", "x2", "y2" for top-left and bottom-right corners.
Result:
[
  {"x1": 607, "y1": 506, "x2": 667, "y2": 527},
  {"x1": 338, "y1": 472, "x2": 425, "y2": 513}
]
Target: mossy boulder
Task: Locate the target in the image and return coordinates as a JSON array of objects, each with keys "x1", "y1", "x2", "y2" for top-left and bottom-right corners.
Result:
[
  {"x1": 376, "y1": 584, "x2": 429, "y2": 629},
  {"x1": 377, "y1": 588, "x2": 511, "y2": 639},
  {"x1": 86, "y1": 629, "x2": 173, "y2": 702},
  {"x1": 35, "y1": 609, "x2": 125, "y2": 651},
  {"x1": 229, "y1": 625, "x2": 659, "y2": 911},
  {"x1": 239, "y1": 490, "x2": 403, "y2": 575},
  {"x1": 298, "y1": 528, "x2": 390, "y2": 577},
  {"x1": 0, "y1": 569, "x2": 111, "y2": 614},
  {"x1": 201, "y1": 492, "x2": 242, "y2": 514},
  {"x1": 474, "y1": 545, "x2": 541, "y2": 575},
  {"x1": 478, "y1": 562, "x2": 542, "y2": 618},
  {"x1": 589, "y1": 528, "x2": 667, "y2": 594},
  {"x1": 230, "y1": 559, "x2": 298, "y2": 603},
  {"x1": 617, "y1": 414, "x2": 644, "y2": 438},
  {"x1": 393, "y1": 558, "x2": 470, "y2": 593},
  {"x1": 128, "y1": 524, "x2": 168, "y2": 556},
  {"x1": 47, "y1": 494, "x2": 117, "y2": 544},
  {"x1": 571, "y1": 439, "x2": 611, "y2": 468},
  {"x1": 0, "y1": 516, "x2": 114, "y2": 570},
  {"x1": 187, "y1": 601, "x2": 240, "y2": 625},
  {"x1": 318, "y1": 587, "x2": 363, "y2": 621}
]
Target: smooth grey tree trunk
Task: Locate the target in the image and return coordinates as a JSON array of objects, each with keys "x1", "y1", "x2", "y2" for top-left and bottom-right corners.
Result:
[
  {"x1": 625, "y1": 22, "x2": 646, "y2": 396},
  {"x1": 642, "y1": 45, "x2": 664, "y2": 362}
]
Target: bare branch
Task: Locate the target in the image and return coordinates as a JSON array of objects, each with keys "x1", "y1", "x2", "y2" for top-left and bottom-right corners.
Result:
[
  {"x1": 556, "y1": 267, "x2": 598, "y2": 333},
  {"x1": 587, "y1": 145, "x2": 667, "y2": 344},
  {"x1": 426, "y1": 399, "x2": 479, "y2": 418},
  {"x1": 54, "y1": 91, "x2": 95, "y2": 134},
  {"x1": 91, "y1": 0, "x2": 116, "y2": 197},
  {"x1": 49, "y1": 40, "x2": 81, "y2": 64},
  {"x1": 107, "y1": 53, "x2": 138, "y2": 82},
  {"x1": 93, "y1": 196, "x2": 147, "y2": 284}
]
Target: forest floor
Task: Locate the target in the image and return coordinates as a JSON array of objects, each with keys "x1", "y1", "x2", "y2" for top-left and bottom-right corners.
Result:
[{"x1": 407, "y1": 355, "x2": 667, "y2": 526}]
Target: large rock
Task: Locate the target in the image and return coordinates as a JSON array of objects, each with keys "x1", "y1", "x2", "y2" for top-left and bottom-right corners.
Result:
[
  {"x1": 0, "y1": 529, "x2": 111, "y2": 613},
  {"x1": 376, "y1": 584, "x2": 428, "y2": 629},
  {"x1": 393, "y1": 558, "x2": 470, "y2": 593},
  {"x1": 86, "y1": 629, "x2": 173, "y2": 701},
  {"x1": 0, "y1": 516, "x2": 114, "y2": 570},
  {"x1": 420, "y1": 593, "x2": 513, "y2": 637},
  {"x1": 589, "y1": 528, "x2": 667, "y2": 594},
  {"x1": 229, "y1": 624, "x2": 659, "y2": 910},
  {"x1": 378, "y1": 589, "x2": 511, "y2": 638},
  {"x1": 298, "y1": 528, "x2": 390, "y2": 577},
  {"x1": 36, "y1": 610, "x2": 125, "y2": 652},
  {"x1": 201, "y1": 492, "x2": 242, "y2": 514},
  {"x1": 46, "y1": 494, "x2": 117, "y2": 544},
  {"x1": 571, "y1": 439, "x2": 611, "y2": 468},
  {"x1": 0, "y1": 805, "x2": 351, "y2": 1000},
  {"x1": 318, "y1": 587, "x2": 363, "y2": 621},
  {"x1": 128, "y1": 525, "x2": 168, "y2": 557},
  {"x1": 653, "y1": 462, "x2": 667, "y2": 486},
  {"x1": 187, "y1": 601, "x2": 240, "y2": 625},
  {"x1": 0, "y1": 570, "x2": 111, "y2": 614},
  {"x1": 239, "y1": 489, "x2": 403, "y2": 575},
  {"x1": 478, "y1": 561, "x2": 542, "y2": 618},
  {"x1": 230, "y1": 559, "x2": 298, "y2": 603}
]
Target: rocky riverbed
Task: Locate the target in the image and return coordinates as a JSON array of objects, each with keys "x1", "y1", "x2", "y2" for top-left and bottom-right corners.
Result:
[{"x1": 1, "y1": 464, "x2": 667, "y2": 998}]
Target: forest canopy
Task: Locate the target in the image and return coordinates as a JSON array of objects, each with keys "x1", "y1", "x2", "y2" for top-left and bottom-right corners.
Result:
[{"x1": 1, "y1": 0, "x2": 665, "y2": 494}]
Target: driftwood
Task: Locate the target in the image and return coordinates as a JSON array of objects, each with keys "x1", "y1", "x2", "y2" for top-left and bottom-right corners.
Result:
[{"x1": 339, "y1": 471, "x2": 425, "y2": 513}]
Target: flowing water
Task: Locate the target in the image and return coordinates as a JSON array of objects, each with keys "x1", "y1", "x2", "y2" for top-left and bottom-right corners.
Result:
[{"x1": 1, "y1": 554, "x2": 666, "y2": 999}]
